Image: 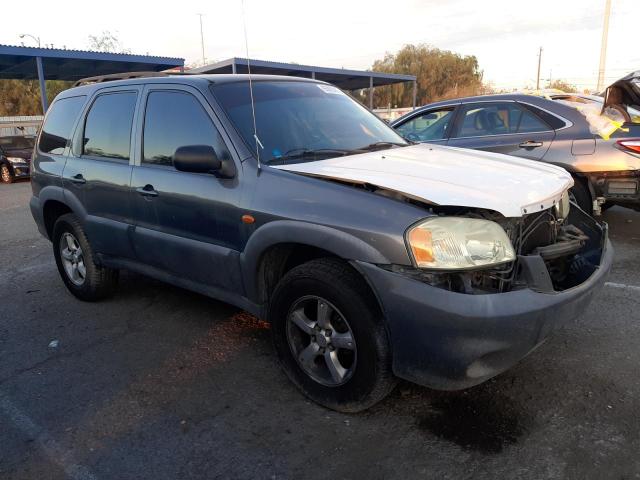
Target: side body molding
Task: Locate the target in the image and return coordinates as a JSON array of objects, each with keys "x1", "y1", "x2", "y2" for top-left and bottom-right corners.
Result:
[{"x1": 240, "y1": 220, "x2": 391, "y2": 303}]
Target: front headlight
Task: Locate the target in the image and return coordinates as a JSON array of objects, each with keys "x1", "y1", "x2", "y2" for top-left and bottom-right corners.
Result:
[
  {"x1": 6, "y1": 156, "x2": 26, "y2": 164},
  {"x1": 406, "y1": 217, "x2": 516, "y2": 270}
]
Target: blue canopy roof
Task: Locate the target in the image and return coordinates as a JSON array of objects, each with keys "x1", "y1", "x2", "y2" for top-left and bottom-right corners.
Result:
[
  {"x1": 191, "y1": 57, "x2": 416, "y2": 91},
  {"x1": 0, "y1": 44, "x2": 183, "y2": 81}
]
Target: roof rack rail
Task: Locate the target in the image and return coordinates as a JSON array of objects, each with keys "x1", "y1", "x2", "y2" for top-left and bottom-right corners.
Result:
[{"x1": 73, "y1": 71, "x2": 187, "y2": 87}]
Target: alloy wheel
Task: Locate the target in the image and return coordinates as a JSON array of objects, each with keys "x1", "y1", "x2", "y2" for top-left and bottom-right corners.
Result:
[
  {"x1": 59, "y1": 232, "x2": 86, "y2": 286},
  {"x1": 286, "y1": 295, "x2": 357, "y2": 387}
]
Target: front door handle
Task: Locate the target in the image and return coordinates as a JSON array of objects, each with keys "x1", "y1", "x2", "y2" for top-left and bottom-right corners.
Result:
[
  {"x1": 70, "y1": 173, "x2": 86, "y2": 184},
  {"x1": 519, "y1": 140, "x2": 544, "y2": 148},
  {"x1": 136, "y1": 184, "x2": 159, "y2": 197}
]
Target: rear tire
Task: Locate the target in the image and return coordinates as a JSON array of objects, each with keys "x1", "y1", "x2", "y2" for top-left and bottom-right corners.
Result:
[
  {"x1": 1, "y1": 164, "x2": 13, "y2": 184},
  {"x1": 269, "y1": 258, "x2": 396, "y2": 412},
  {"x1": 569, "y1": 178, "x2": 592, "y2": 214},
  {"x1": 52, "y1": 213, "x2": 118, "y2": 301}
]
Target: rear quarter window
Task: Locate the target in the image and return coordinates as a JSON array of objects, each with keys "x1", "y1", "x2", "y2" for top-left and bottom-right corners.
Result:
[
  {"x1": 38, "y1": 96, "x2": 86, "y2": 154},
  {"x1": 520, "y1": 103, "x2": 567, "y2": 130}
]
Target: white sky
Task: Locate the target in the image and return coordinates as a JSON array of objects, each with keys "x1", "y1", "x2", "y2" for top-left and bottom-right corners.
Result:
[{"x1": 1, "y1": 0, "x2": 637, "y2": 91}]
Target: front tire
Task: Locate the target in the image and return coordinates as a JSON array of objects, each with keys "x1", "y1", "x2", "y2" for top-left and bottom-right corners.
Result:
[
  {"x1": 269, "y1": 258, "x2": 396, "y2": 412},
  {"x1": 52, "y1": 213, "x2": 118, "y2": 301},
  {"x1": 1, "y1": 164, "x2": 13, "y2": 184}
]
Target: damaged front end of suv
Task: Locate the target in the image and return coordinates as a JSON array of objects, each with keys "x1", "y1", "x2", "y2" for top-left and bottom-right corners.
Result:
[
  {"x1": 273, "y1": 140, "x2": 612, "y2": 391},
  {"x1": 386, "y1": 196, "x2": 607, "y2": 297}
]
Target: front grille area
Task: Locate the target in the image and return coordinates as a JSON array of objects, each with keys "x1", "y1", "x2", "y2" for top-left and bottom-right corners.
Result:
[
  {"x1": 502, "y1": 206, "x2": 604, "y2": 292},
  {"x1": 394, "y1": 204, "x2": 605, "y2": 295},
  {"x1": 513, "y1": 209, "x2": 559, "y2": 255}
]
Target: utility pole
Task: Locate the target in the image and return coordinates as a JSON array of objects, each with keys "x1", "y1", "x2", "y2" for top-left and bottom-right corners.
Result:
[
  {"x1": 536, "y1": 46, "x2": 543, "y2": 90},
  {"x1": 197, "y1": 13, "x2": 206, "y2": 66},
  {"x1": 597, "y1": 0, "x2": 612, "y2": 92}
]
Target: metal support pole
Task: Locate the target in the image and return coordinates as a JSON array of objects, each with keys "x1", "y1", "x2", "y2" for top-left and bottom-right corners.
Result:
[
  {"x1": 198, "y1": 13, "x2": 206, "y2": 65},
  {"x1": 597, "y1": 0, "x2": 612, "y2": 92},
  {"x1": 536, "y1": 47, "x2": 543, "y2": 90},
  {"x1": 36, "y1": 56, "x2": 48, "y2": 113},
  {"x1": 412, "y1": 80, "x2": 417, "y2": 109},
  {"x1": 368, "y1": 76, "x2": 373, "y2": 109},
  {"x1": 311, "y1": 71, "x2": 315, "y2": 79},
  {"x1": 232, "y1": 60, "x2": 237, "y2": 74}
]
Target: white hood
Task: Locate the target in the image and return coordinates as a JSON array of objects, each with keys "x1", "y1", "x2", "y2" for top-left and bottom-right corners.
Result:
[{"x1": 272, "y1": 143, "x2": 573, "y2": 218}]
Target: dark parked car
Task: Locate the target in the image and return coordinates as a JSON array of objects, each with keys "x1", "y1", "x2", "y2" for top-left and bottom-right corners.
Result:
[
  {"x1": 391, "y1": 79, "x2": 640, "y2": 214},
  {"x1": 0, "y1": 135, "x2": 35, "y2": 183},
  {"x1": 30, "y1": 73, "x2": 611, "y2": 411}
]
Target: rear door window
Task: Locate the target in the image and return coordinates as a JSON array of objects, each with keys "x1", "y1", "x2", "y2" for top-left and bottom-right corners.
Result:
[
  {"x1": 454, "y1": 102, "x2": 550, "y2": 137},
  {"x1": 142, "y1": 90, "x2": 229, "y2": 167},
  {"x1": 38, "y1": 96, "x2": 86, "y2": 154},
  {"x1": 83, "y1": 92, "x2": 137, "y2": 160}
]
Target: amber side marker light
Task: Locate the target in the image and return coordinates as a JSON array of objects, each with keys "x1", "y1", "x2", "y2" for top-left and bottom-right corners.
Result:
[
  {"x1": 408, "y1": 227, "x2": 434, "y2": 265},
  {"x1": 617, "y1": 139, "x2": 640, "y2": 154},
  {"x1": 242, "y1": 214, "x2": 255, "y2": 224}
]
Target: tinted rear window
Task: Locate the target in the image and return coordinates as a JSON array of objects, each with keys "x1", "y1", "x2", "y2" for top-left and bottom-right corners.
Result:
[
  {"x1": 83, "y1": 92, "x2": 137, "y2": 160},
  {"x1": 38, "y1": 96, "x2": 86, "y2": 154}
]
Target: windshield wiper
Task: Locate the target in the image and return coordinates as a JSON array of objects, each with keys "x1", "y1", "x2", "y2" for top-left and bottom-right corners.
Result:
[
  {"x1": 358, "y1": 141, "x2": 409, "y2": 151},
  {"x1": 270, "y1": 148, "x2": 355, "y2": 165}
]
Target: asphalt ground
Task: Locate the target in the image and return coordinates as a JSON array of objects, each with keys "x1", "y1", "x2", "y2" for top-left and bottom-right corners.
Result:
[{"x1": 1, "y1": 180, "x2": 639, "y2": 480}]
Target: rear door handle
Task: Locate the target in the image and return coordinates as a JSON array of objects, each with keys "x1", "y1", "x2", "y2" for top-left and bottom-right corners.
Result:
[
  {"x1": 136, "y1": 184, "x2": 158, "y2": 197},
  {"x1": 70, "y1": 173, "x2": 86, "y2": 184},
  {"x1": 518, "y1": 140, "x2": 544, "y2": 148}
]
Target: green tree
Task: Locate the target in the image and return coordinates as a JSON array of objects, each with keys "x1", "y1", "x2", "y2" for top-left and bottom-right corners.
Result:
[
  {"x1": 369, "y1": 44, "x2": 487, "y2": 108},
  {"x1": 0, "y1": 79, "x2": 73, "y2": 116}
]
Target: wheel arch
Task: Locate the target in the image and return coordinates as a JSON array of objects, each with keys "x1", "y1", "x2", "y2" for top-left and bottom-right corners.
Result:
[
  {"x1": 241, "y1": 220, "x2": 390, "y2": 308},
  {"x1": 40, "y1": 185, "x2": 86, "y2": 239}
]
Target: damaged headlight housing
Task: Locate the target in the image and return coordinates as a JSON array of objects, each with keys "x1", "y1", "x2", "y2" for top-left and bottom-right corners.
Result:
[{"x1": 406, "y1": 217, "x2": 515, "y2": 270}]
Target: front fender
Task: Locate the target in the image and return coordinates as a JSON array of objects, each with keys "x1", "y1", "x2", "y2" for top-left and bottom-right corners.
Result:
[{"x1": 240, "y1": 220, "x2": 391, "y2": 303}]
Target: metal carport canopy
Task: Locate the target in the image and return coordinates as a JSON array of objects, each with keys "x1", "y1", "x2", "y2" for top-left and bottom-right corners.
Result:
[
  {"x1": 190, "y1": 57, "x2": 417, "y2": 108},
  {"x1": 0, "y1": 44, "x2": 184, "y2": 112}
]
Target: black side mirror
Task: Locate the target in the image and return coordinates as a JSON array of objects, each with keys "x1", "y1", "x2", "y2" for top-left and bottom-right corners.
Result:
[{"x1": 174, "y1": 145, "x2": 222, "y2": 174}]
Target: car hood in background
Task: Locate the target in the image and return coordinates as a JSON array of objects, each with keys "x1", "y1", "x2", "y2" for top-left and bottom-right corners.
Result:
[
  {"x1": 3, "y1": 148, "x2": 33, "y2": 160},
  {"x1": 272, "y1": 143, "x2": 573, "y2": 218},
  {"x1": 607, "y1": 70, "x2": 640, "y2": 109}
]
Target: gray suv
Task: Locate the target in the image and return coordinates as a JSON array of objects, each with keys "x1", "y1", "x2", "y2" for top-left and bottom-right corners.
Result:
[{"x1": 30, "y1": 73, "x2": 612, "y2": 411}]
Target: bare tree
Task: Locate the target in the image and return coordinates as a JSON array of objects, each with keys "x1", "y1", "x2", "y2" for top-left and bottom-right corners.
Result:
[{"x1": 88, "y1": 31, "x2": 130, "y2": 53}]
